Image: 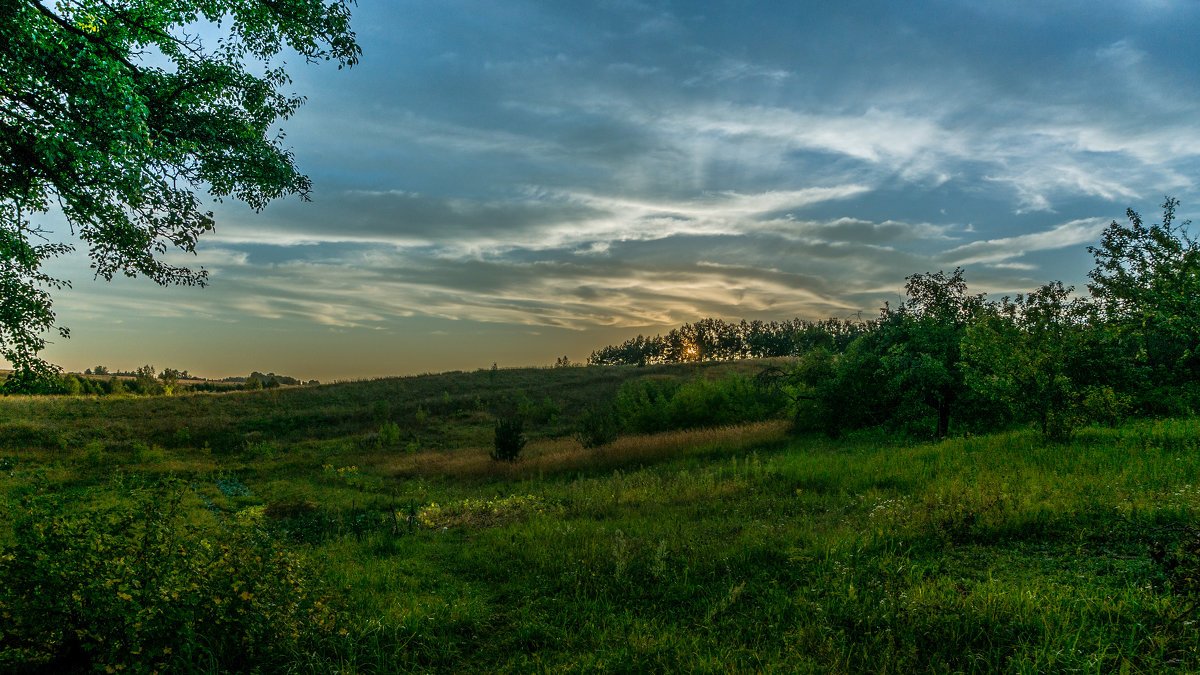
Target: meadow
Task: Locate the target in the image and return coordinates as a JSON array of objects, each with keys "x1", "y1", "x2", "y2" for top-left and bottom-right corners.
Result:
[{"x1": 2, "y1": 361, "x2": 1200, "y2": 673}]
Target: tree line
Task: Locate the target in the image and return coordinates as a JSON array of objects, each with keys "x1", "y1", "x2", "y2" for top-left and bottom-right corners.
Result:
[
  {"x1": 590, "y1": 198, "x2": 1199, "y2": 440},
  {"x1": 587, "y1": 317, "x2": 872, "y2": 366},
  {"x1": 11, "y1": 366, "x2": 317, "y2": 396}
]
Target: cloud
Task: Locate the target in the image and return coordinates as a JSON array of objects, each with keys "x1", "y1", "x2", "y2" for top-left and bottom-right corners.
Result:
[
  {"x1": 941, "y1": 218, "x2": 1109, "y2": 265},
  {"x1": 40, "y1": 0, "x2": 1200, "y2": 378}
]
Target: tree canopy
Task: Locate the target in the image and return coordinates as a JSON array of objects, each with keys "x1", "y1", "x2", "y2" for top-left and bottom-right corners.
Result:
[{"x1": 0, "y1": 0, "x2": 358, "y2": 391}]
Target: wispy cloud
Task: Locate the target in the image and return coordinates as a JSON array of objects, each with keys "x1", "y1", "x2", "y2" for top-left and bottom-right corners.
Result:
[{"x1": 942, "y1": 218, "x2": 1109, "y2": 266}]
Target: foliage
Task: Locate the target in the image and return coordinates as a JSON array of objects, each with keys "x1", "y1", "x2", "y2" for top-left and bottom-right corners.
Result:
[
  {"x1": 158, "y1": 367, "x2": 180, "y2": 395},
  {"x1": 876, "y1": 268, "x2": 989, "y2": 437},
  {"x1": 1088, "y1": 197, "x2": 1200, "y2": 392},
  {"x1": 516, "y1": 393, "x2": 560, "y2": 425},
  {"x1": 793, "y1": 269, "x2": 990, "y2": 438},
  {"x1": 588, "y1": 317, "x2": 872, "y2": 366},
  {"x1": 0, "y1": 482, "x2": 339, "y2": 673},
  {"x1": 790, "y1": 342, "x2": 889, "y2": 437},
  {"x1": 491, "y1": 417, "x2": 526, "y2": 462},
  {"x1": 0, "y1": 0, "x2": 359, "y2": 387},
  {"x1": 133, "y1": 364, "x2": 161, "y2": 395},
  {"x1": 416, "y1": 494, "x2": 550, "y2": 530},
  {"x1": 614, "y1": 373, "x2": 788, "y2": 435},
  {"x1": 378, "y1": 421, "x2": 401, "y2": 448},
  {"x1": 961, "y1": 282, "x2": 1096, "y2": 439},
  {"x1": 573, "y1": 404, "x2": 620, "y2": 448}
]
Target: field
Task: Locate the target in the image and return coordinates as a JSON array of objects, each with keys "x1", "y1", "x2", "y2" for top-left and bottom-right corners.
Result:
[{"x1": 3, "y1": 361, "x2": 1200, "y2": 673}]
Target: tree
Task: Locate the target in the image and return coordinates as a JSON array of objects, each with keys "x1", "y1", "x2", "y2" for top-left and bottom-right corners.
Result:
[
  {"x1": 0, "y1": 0, "x2": 359, "y2": 391},
  {"x1": 790, "y1": 269, "x2": 988, "y2": 438},
  {"x1": 876, "y1": 268, "x2": 988, "y2": 437},
  {"x1": 961, "y1": 282, "x2": 1096, "y2": 439},
  {"x1": 133, "y1": 363, "x2": 160, "y2": 394},
  {"x1": 158, "y1": 366, "x2": 180, "y2": 394},
  {"x1": 1087, "y1": 197, "x2": 1200, "y2": 390}
]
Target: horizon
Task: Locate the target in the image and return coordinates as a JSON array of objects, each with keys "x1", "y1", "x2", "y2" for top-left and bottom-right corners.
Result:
[{"x1": 23, "y1": 1, "x2": 1200, "y2": 381}]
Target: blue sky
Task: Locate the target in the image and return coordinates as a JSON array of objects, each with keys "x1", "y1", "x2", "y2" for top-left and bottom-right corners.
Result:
[{"x1": 39, "y1": 0, "x2": 1200, "y2": 380}]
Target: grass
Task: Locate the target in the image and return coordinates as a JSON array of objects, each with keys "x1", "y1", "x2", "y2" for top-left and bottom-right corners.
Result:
[{"x1": 3, "y1": 364, "x2": 1200, "y2": 672}]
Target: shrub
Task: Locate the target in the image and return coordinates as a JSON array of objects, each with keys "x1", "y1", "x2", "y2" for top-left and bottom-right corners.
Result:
[
  {"x1": 491, "y1": 417, "x2": 526, "y2": 462},
  {"x1": 378, "y1": 421, "x2": 402, "y2": 447},
  {"x1": 574, "y1": 404, "x2": 619, "y2": 448},
  {"x1": 0, "y1": 482, "x2": 339, "y2": 673},
  {"x1": 614, "y1": 374, "x2": 788, "y2": 435},
  {"x1": 518, "y1": 394, "x2": 561, "y2": 425},
  {"x1": 614, "y1": 377, "x2": 679, "y2": 433}
]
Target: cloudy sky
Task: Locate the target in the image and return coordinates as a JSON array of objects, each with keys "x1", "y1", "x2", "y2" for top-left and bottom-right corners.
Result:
[{"x1": 38, "y1": 0, "x2": 1200, "y2": 380}]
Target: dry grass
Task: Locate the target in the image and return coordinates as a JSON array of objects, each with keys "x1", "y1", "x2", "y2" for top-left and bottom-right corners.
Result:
[{"x1": 386, "y1": 420, "x2": 789, "y2": 480}]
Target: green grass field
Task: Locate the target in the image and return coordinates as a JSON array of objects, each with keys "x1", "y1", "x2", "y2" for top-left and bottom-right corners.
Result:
[{"x1": 3, "y1": 362, "x2": 1200, "y2": 673}]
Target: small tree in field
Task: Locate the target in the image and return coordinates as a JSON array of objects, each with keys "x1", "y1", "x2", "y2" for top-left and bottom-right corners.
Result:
[
  {"x1": 158, "y1": 367, "x2": 181, "y2": 395},
  {"x1": 133, "y1": 364, "x2": 161, "y2": 395}
]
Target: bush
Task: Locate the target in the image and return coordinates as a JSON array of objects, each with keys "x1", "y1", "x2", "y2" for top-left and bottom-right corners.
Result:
[
  {"x1": 0, "y1": 483, "x2": 340, "y2": 673},
  {"x1": 378, "y1": 421, "x2": 401, "y2": 447},
  {"x1": 573, "y1": 404, "x2": 619, "y2": 448},
  {"x1": 614, "y1": 374, "x2": 788, "y2": 435},
  {"x1": 491, "y1": 417, "x2": 526, "y2": 462},
  {"x1": 518, "y1": 394, "x2": 560, "y2": 425}
]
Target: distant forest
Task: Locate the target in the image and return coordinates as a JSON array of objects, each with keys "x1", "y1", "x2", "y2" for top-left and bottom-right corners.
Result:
[{"x1": 587, "y1": 317, "x2": 873, "y2": 366}]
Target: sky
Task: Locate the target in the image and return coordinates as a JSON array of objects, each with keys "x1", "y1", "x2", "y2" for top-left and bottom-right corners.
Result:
[{"x1": 35, "y1": 0, "x2": 1200, "y2": 381}]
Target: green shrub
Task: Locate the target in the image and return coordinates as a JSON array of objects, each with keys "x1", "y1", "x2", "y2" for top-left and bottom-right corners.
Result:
[
  {"x1": 614, "y1": 377, "x2": 679, "y2": 433},
  {"x1": 242, "y1": 439, "x2": 276, "y2": 459},
  {"x1": 378, "y1": 421, "x2": 402, "y2": 447},
  {"x1": 81, "y1": 441, "x2": 106, "y2": 468},
  {"x1": 491, "y1": 417, "x2": 526, "y2": 462},
  {"x1": 518, "y1": 394, "x2": 561, "y2": 425},
  {"x1": 0, "y1": 483, "x2": 340, "y2": 673},
  {"x1": 614, "y1": 374, "x2": 788, "y2": 434},
  {"x1": 574, "y1": 405, "x2": 619, "y2": 448}
]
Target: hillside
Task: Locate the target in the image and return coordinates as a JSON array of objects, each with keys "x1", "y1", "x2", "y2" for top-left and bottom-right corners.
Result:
[
  {"x1": 2, "y1": 364, "x2": 1200, "y2": 672},
  {"x1": 0, "y1": 359, "x2": 778, "y2": 455}
]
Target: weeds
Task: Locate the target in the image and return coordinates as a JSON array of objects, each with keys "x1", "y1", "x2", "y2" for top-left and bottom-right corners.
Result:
[{"x1": 0, "y1": 481, "x2": 340, "y2": 673}]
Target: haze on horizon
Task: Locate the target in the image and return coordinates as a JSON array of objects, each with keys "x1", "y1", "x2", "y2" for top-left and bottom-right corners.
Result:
[{"x1": 30, "y1": 0, "x2": 1200, "y2": 382}]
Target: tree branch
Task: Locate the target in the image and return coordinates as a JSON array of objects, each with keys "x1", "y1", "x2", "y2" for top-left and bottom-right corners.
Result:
[{"x1": 25, "y1": 0, "x2": 142, "y2": 75}]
